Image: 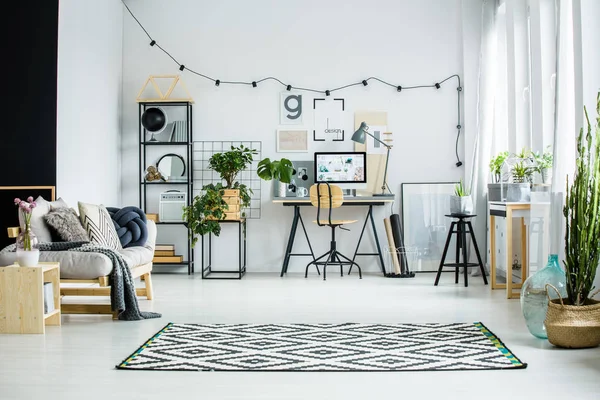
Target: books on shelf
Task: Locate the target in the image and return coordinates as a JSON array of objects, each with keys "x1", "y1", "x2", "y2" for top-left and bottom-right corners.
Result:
[
  {"x1": 43, "y1": 282, "x2": 54, "y2": 314},
  {"x1": 171, "y1": 121, "x2": 187, "y2": 142}
]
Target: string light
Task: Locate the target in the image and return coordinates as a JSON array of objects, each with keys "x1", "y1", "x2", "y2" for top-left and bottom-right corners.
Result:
[{"x1": 122, "y1": 1, "x2": 463, "y2": 167}]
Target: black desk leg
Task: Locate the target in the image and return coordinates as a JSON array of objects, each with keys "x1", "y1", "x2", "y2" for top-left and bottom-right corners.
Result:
[
  {"x1": 368, "y1": 206, "x2": 386, "y2": 274},
  {"x1": 349, "y1": 205, "x2": 386, "y2": 275},
  {"x1": 281, "y1": 206, "x2": 300, "y2": 277},
  {"x1": 455, "y1": 221, "x2": 461, "y2": 284}
]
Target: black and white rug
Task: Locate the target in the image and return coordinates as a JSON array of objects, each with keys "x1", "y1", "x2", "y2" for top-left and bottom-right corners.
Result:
[{"x1": 117, "y1": 322, "x2": 526, "y2": 372}]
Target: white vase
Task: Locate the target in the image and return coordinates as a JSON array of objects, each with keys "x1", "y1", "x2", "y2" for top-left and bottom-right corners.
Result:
[
  {"x1": 16, "y1": 249, "x2": 40, "y2": 267},
  {"x1": 278, "y1": 182, "x2": 287, "y2": 197}
]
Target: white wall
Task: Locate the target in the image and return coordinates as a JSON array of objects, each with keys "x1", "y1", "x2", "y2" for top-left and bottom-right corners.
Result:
[
  {"x1": 57, "y1": 0, "x2": 123, "y2": 207},
  {"x1": 122, "y1": 0, "x2": 472, "y2": 273}
]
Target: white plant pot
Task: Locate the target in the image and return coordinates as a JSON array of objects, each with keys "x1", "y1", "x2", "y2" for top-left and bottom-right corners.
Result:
[
  {"x1": 278, "y1": 182, "x2": 287, "y2": 197},
  {"x1": 16, "y1": 249, "x2": 40, "y2": 267},
  {"x1": 450, "y1": 195, "x2": 473, "y2": 215}
]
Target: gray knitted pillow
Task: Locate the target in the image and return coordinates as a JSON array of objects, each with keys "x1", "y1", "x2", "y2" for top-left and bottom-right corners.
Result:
[{"x1": 43, "y1": 207, "x2": 90, "y2": 242}]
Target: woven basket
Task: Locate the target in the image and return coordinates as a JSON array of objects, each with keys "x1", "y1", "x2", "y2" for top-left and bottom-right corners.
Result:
[{"x1": 544, "y1": 284, "x2": 600, "y2": 349}]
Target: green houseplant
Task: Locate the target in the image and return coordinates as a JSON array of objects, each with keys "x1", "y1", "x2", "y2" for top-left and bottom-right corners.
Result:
[
  {"x1": 544, "y1": 93, "x2": 600, "y2": 348},
  {"x1": 489, "y1": 151, "x2": 510, "y2": 183},
  {"x1": 257, "y1": 157, "x2": 294, "y2": 196},
  {"x1": 532, "y1": 146, "x2": 553, "y2": 183},
  {"x1": 184, "y1": 145, "x2": 256, "y2": 240}
]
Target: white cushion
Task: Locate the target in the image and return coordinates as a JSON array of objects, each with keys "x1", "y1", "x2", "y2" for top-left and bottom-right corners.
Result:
[
  {"x1": 18, "y1": 196, "x2": 68, "y2": 243},
  {"x1": 78, "y1": 202, "x2": 122, "y2": 250}
]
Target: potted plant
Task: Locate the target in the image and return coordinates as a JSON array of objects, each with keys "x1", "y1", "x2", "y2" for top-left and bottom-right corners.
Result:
[
  {"x1": 531, "y1": 146, "x2": 553, "y2": 184},
  {"x1": 257, "y1": 157, "x2": 294, "y2": 197},
  {"x1": 183, "y1": 145, "x2": 256, "y2": 240},
  {"x1": 488, "y1": 151, "x2": 510, "y2": 201},
  {"x1": 450, "y1": 179, "x2": 473, "y2": 215},
  {"x1": 545, "y1": 94, "x2": 600, "y2": 348}
]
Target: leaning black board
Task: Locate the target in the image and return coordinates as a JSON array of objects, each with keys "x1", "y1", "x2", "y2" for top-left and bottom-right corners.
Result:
[{"x1": 390, "y1": 213, "x2": 409, "y2": 275}]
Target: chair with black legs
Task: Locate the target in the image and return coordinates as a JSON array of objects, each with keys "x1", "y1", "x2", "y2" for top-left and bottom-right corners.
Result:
[{"x1": 305, "y1": 183, "x2": 362, "y2": 280}]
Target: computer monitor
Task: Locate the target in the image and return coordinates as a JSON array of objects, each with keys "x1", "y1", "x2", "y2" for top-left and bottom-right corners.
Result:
[{"x1": 314, "y1": 152, "x2": 367, "y2": 192}]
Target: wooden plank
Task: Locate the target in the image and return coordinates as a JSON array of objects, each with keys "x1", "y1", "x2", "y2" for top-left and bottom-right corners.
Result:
[
  {"x1": 7, "y1": 227, "x2": 20, "y2": 238},
  {"x1": 98, "y1": 276, "x2": 109, "y2": 287},
  {"x1": 155, "y1": 244, "x2": 175, "y2": 251},
  {"x1": 61, "y1": 304, "x2": 112, "y2": 315},
  {"x1": 146, "y1": 213, "x2": 159, "y2": 222},
  {"x1": 131, "y1": 263, "x2": 152, "y2": 279},
  {"x1": 153, "y1": 255, "x2": 183, "y2": 263},
  {"x1": 43, "y1": 265, "x2": 61, "y2": 327},
  {"x1": 154, "y1": 250, "x2": 175, "y2": 257},
  {"x1": 143, "y1": 273, "x2": 153, "y2": 300}
]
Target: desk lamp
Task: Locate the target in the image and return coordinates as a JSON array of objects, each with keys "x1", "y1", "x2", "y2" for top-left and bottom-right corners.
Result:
[{"x1": 351, "y1": 122, "x2": 393, "y2": 196}]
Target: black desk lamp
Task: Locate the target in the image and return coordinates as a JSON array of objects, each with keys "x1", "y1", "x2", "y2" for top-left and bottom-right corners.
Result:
[{"x1": 351, "y1": 122, "x2": 393, "y2": 196}]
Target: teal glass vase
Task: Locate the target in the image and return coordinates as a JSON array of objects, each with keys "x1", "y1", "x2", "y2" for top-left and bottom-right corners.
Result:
[{"x1": 520, "y1": 254, "x2": 567, "y2": 339}]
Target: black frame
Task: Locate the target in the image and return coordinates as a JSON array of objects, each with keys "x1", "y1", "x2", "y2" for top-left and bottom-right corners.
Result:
[
  {"x1": 313, "y1": 151, "x2": 367, "y2": 184},
  {"x1": 139, "y1": 101, "x2": 195, "y2": 275},
  {"x1": 201, "y1": 220, "x2": 247, "y2": 280}
]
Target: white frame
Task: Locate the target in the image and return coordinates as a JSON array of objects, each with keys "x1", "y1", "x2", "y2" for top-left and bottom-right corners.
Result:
[{"x1": 276, "y1": 129, "x2": 308, "y2": 153}]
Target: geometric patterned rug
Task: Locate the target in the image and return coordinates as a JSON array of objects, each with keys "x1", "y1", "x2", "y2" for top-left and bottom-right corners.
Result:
[{"x1": 117, "y1": 322, "x2": 527, "y2": 372}]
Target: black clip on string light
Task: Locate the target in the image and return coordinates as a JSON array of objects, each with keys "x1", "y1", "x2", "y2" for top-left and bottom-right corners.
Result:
[{"x1": 124, "y1": 1, "x2": 463, "y2": 167}]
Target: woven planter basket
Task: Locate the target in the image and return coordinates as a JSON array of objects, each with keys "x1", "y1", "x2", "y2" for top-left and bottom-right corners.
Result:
[{"x1": 544, "y1": 284, "x2": 600, "y2": 349}]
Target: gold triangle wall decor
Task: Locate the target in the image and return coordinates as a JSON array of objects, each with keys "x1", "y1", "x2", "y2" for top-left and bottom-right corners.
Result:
[{"x1": 136, "y1": 75, "x2": 194, "y2": 103}]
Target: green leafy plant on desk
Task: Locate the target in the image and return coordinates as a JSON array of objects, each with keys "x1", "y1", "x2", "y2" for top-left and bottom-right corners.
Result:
[
  {"x1": 184, "y1": 145, "x2": 255, "y2": 241},
  {"x1": 257, "y1": 157, "x2": 294, "y2": 183}
]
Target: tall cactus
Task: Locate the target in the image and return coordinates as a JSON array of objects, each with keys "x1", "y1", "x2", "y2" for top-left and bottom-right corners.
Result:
[{"x1": 563, "y1": 92, "x2": 600, "y2": 306}]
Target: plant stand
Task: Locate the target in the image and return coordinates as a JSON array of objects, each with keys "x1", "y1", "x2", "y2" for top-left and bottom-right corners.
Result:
[{"x1": 201, "y1": 219, "x2": 247, "y2": 280}]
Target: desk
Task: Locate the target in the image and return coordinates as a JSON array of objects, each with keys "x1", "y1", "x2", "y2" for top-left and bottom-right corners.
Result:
[
  {"x1": 489, "y1": 202, "x2": 530, "y2": 299},
  {"x1": 273, "y1": 196, "x2": 394, "y2": 276}
]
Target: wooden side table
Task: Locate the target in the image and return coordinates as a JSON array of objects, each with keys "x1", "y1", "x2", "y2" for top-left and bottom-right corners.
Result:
[
  {"x1": 0, "y1": 262, "x2": 61, "y2": 334},
  {"x1": 489, "y1": 202, "x2": 530, "y2": 299}
]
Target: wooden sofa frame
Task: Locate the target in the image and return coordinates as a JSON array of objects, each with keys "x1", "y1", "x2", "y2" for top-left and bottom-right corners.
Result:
[{"x1": 7, "y1": 227, "x2": 153, "y2": 318}]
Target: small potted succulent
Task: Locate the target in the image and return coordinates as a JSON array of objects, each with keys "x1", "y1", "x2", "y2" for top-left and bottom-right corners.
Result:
[
  {"x1": 450, "y1": 179, "x2": 473, "y2": 215},
  {"x1": 488, "y1": 151, "x2": 510, "y2": 201},
  {"x1": 531, "y1": 146, "x2": 553, "y2": 184}
]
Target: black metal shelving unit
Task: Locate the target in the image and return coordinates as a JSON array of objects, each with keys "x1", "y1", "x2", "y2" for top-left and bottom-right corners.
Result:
[{"x1": 138, "y1": 101, "x2": 194, "y2": 275}]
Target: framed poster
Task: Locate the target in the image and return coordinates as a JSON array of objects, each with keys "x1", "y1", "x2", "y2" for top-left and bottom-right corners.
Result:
[
  {"x1": 276, "y1": 130, "x2": 308, "y2": 152},
  {"x1": 313, "y1": 98, "x2": 345, "y2": 141},
  {"x1": 280, "y1": 93, "x2": 303, "y2": 125}
]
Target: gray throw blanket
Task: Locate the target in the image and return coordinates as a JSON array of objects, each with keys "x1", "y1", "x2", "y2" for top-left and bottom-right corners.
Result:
[{"x1": 1, "y1": 242, "x2": 161, "y2": 321}]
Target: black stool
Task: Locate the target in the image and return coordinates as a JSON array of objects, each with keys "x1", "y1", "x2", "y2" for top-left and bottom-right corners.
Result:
[{"x1": 434, "y1": 214, "x2": 488, "y2": 287}]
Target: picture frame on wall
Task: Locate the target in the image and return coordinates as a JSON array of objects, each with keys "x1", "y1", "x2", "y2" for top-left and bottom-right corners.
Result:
[
  {"x1": 280, "y1": 93, "x2": 303, "y2": 125},
  {"x1": 276, "y1": 130, "x2": 308, "y2": 152}
]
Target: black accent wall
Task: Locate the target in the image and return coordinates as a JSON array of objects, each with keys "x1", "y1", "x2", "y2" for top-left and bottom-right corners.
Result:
[
  {"x1": 3, "y1": 0, "x2": 59, "y2": 186},
  {"x1": 1, "y1": 1, "x2": 59, "y2": 249}
]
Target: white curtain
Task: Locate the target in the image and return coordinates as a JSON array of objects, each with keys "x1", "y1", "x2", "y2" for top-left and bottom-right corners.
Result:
[{"x1": 469, "y1": 0, "x2": 498, "y2": 274}]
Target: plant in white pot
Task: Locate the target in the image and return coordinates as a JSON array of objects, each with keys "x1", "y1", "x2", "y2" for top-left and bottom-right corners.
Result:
[
  {"x1": 450, "y1": 179, "x2": 473, "y2": 215},
  {"x1": 257, "y1": 157, "x2": 294, "y2": 196},
  {"x1": 545, "y1": 93, "x2": 600, "y2": 348}
]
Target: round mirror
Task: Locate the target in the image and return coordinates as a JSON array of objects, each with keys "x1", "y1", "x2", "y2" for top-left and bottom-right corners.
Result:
[{"x1": 157, "y1": 153, "x2": 186, "y2": 180}]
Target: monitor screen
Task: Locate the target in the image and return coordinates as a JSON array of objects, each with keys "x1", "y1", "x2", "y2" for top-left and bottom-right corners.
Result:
[{"x1": 314, "y1": 152, "x2": 367, "y2": 184}]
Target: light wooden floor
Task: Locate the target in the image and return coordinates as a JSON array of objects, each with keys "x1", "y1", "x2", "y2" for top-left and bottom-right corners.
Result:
[{"x1": 1, "y1": 271, "x2": 599, "y2": 400}]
